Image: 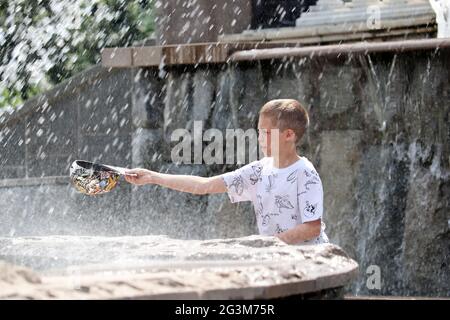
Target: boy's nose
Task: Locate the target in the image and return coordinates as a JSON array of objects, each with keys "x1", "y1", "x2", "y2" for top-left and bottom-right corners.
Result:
[{"x1": 258, "y1": 136, "x2": 264, "y2": 145}]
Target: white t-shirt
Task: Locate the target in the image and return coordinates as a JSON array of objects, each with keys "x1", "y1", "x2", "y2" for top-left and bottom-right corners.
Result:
[{"x1": 222, "y1": 156, "x2": 329, "y2": 245}]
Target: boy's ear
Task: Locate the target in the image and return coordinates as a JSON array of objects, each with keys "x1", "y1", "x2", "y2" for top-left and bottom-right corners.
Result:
[{"x1": 285, "y1": 129, "x2": 296, "y2": 141}]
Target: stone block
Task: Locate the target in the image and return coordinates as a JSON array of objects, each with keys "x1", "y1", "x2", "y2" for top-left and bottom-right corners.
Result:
[
  {"x1": 155, "y1": 0, "x2": 252, "y2": 45},
  {"x1": 131, "y1": 128, "x2": 165, "y2": 168},
  {"x1": 0, "y1": 122, "x2": 26, "y2": 179},
  {"x1": 0, "y1": 166, "x2": 26, "y2": 179},
  {"x1": 400, "y1": 142, "x2": 450, "y2": 296},
  {"x1": 352, "y1": 144, "x2": 409, "y2": 296},
  {"x1": 359, "y1": 53, "x2": 409, "y2": 135},
  {"x1": 211, "y1": 70, "x2": 234, "y2": 130},
  {"x1": 131, "y1": 68, "x2": 164, "y2": 129},
  {"x1": 319, "y1": 130, "x2": 363, "y2": 261},
  {"x1": 78, "y1": 134, "x2": 131, "y2": 167},
  {"x1": 229, "y1": 64, "x2": 267, "y2": 130},
  {"x1": 27, "y1": 154, "x2": 74, "y2": 177},
  {"x1": 101, "y1": 47, "x2": 132, "y2": 67},
  {"x1": 25, "y1": 100, "x2": 77, "y2": 158},
  {"x1": 317, "y1": 58, "x2": 362, "y2": 123},
  {"x1": 404, "y1": 52, "x2": 450, "y2": 146},
  {"x1": 267, "y1": 60, "x2": 313, "y2": 104},
  {"x1": 163, "y1": 71, "x2": 193, "y2": 139},
  {"x1": 192, "y1": 69, "x2": 216, "y2": 122},
  {"x1": 79, "y1": 69, "x2": 132, "y2": 136}
]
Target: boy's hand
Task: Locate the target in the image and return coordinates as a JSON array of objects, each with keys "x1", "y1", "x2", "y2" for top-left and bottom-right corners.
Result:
[{"x1": 124, "y1": 168, "x2": 154, "y2": 185}]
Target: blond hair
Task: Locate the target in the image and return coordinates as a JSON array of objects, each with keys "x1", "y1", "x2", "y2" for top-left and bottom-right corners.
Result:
[{"x1": 259, "y1": 99, "x2": 309, "y2": 144}]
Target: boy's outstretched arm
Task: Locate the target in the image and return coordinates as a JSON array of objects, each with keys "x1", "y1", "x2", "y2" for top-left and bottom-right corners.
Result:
[{"x1": 124, "y1": 168, "x2": 227, "y2": 195}]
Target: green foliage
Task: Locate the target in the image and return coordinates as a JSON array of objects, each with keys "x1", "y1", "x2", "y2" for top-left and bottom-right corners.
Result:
[
  {"x1": 0, "y1": 0, "x2": 155, "y2": 110},
  {"x1": 0, "y1": 85, "x2": 40, "y2": 110}
]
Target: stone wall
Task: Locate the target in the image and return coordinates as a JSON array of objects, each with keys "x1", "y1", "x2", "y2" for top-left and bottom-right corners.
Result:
[
  {"x1": 0, "y1": 66, "x2": 134, "y2": 236},
  {"x1": 0, "y1": 66, "x2": 133, "y2": 179},
  {"x1": 154, "y1": 0, "x2": 252, "y2": 44},
  {"x1": 1, "y1": 48, "x2": 449, "y2": 296}
]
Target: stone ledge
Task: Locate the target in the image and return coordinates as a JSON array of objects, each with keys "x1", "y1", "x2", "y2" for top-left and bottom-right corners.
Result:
[
  {"x1": 0, "y1": 235, "x2": 358, "y2": 299},
  {"x1": 229, "y1": 38, "x2": 450, "y2": 61},
  {"x1": 225, "y1": 16, "x2": 435, "y2": 41},
  {"x1": 101, "y1": 38, "x2": 450, "y2": 69},
  {"x1": 101, "y1": 42, "x2": 303, "y2": 68},
  {"x1": 0, "y1": 176, "x2": 69, "y2": 188},
  {"x1": 0, "y1": 65, "x2": 118, "y2": 130}
]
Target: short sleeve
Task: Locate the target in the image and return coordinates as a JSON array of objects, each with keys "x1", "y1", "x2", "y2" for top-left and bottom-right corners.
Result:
[
  {"x1": 297, "y1": 168, "x2": 323, "y2": 223},
  {"x1": 221, "y1": 161, "x2": 262, "y2": 203}
]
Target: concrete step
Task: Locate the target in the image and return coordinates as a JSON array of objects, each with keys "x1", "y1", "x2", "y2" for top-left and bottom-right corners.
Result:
[
  {"x1": 309, "y1": 5, "x2": 345, "y2": 12},
  {"x1": 309, "y1": 0, "x2": 430, "y2": 12},
  {"x1": 297, "y1": 5, "x2": 433, "y2": 26},
  {"x1": 232, "y1": 15, "x2": 435, "y2": 41},
  {"x1": 315, "y1": 0, "x2": 344, "y2": 3},
  {"x1": 301, "y1": 8, "x2": 433, "y2": 24},
  {"x1": 309, "y1": 1, "x2": 345, "y2": 12},
  {"x1": 303, "y1": 3, "x2": 433, "y2": 19},
  {"x1": 343, "y1": 0, "x2": 429, "y2": 8},
  {"x1": 297, "y1": 14, "x2": 434, "y2": 27},
  {"x1": 221, "y1": 25, "x2": 435, "y2": 44},
  {"x1": 306, "y1": 4, "x2": 433, "y2": 19},
  {"x1": 219, "y1": 0, "x2": 436, "y2": 43},
  {"x1": 299, "y1": 11, "x2": 434, "y2": 25}
]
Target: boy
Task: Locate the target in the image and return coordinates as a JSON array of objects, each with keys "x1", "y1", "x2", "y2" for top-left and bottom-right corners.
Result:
[{"x1": 125, "y1": 99, "x2": 329, "y2": 245}]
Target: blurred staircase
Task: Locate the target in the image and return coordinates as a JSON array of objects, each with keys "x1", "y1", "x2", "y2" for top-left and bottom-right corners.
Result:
[
  {"x1": 297, "y1": 0, "x2": 434, "y2": 28},
  {"x1": 220, "y1": 0, "x2": 437, "y2": 44}
]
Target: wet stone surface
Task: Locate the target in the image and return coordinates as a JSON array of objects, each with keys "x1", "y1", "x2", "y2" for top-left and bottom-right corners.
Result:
[{"x1": 0, "y1": 235, "x2": 358, "y2": 299}]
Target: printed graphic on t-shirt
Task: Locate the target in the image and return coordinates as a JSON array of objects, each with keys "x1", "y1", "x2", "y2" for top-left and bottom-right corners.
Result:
[
  {"x1": 286, "y1": 170, "x2": 298, "y2": 184},
  {"x1": 249, "y1": 164, "x2": 263, "y2": 185},
  {"x1": 304, "y1": 200, "x2": 319, "y2": 218},
  {"x1": 222, "y1": 157, "x2": 328, "y2": 245},
  {"x1": 265, "y1": 173, "x2": 277, "y2": 192},
  {"x1": 274, "y1": 195, "x2": 294, "y2": 213},
  {"x1": 229, "y1": 175, "x2": 244, "y2": 196}
]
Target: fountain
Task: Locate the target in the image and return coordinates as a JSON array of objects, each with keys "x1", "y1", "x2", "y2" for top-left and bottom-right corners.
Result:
[{"x1": 1, "y1": 0, "x2": 449, "y2": 299}]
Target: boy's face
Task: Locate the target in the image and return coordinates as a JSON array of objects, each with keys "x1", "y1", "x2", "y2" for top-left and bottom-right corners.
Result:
[
  {"x1": 258, "y1": 114, "x2": 296, "y2": 157},
  {"x1": 257, "y1": 115, "x2": 279, "y2": 157}
]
